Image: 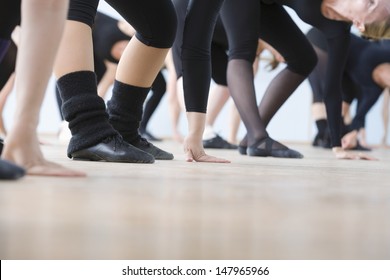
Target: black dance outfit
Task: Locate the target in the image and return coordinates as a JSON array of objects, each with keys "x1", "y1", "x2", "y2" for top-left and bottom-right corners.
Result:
[
  {"x1": 171, "y1": 0, "x2": 228, "y2": 89},
  {"x1": 0, "y1": 0, "x2": 20, "y2": 62},
  {"x1": 307, "y1": 27, "x2": 390, "y2": 142},
  {"x1": 181, "y1": 0, "x2": 316, "y2": 157},
  {"x1": 55, "y1": 0, "x2": 177, "y2": 162},
  {"x1": 181, "y1": 0, "x2": 350, "y2": 155},
  {"x1": 56, "y1": 11, "x2": 167, "y2": 141}
]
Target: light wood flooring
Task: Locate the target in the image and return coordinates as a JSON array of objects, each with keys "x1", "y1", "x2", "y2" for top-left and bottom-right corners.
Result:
[{"x1": 1, "y1": 136, "x2": 390, "y2": 260}]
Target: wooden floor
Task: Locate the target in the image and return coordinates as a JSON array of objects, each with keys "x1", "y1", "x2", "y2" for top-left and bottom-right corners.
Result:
[{"x1": 1, "y1": 136, "x2": 390, "y2": 260}]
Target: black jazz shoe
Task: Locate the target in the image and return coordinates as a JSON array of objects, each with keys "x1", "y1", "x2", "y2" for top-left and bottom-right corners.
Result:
[
  {"x1": 139, "y1": 129, "x2": 162, "y2": 142},
  {"x1": 70, "y1": 135, "x2": 155, "y2": 163},
  {"x1": 131, "y1": 137, "x2": 174, "y2": 160}
]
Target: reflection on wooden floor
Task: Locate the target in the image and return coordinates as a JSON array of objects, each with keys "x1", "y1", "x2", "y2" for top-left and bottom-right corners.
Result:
[{"x1": 1, "y1": 136, "x2": 390, "y2": 260}]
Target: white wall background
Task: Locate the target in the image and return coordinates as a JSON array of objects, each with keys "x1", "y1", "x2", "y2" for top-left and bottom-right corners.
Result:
[{"x1": 3, "y1": 4, "x2": 389, "y2": 145}]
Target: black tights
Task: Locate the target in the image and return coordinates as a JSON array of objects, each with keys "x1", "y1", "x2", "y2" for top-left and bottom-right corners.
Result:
[{"x1": 220, "y1": 1, "x2": 316, "y2": 147}]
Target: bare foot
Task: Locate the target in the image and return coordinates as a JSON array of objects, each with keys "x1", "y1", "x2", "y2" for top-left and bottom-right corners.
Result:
[
  {"x1": 183, "y1": 137, "x2": 230, "y2": 163},
  {"x1": 3, "y1": 132, "x2": 85, "y2": 177},
  {"x1": 24, "y1": 158, "x2": 86, "y2": 177},
  {"x1": 332, "y1": 147, "x2": 378, "y2": 161}
]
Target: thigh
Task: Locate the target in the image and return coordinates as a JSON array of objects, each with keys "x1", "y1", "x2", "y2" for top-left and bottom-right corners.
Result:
[
  {"x1": 259, "y1": 2, "x2": 316, "y2": 75},
  {"x1": 220, "y1": 0, "x2": 260, "y2": 62},
  {"x1": 106, "y1": 0, "x2": 177, "y2": 48},
  {"x1": 211, "y1": 44, "x2": 228, "y2": 86}
]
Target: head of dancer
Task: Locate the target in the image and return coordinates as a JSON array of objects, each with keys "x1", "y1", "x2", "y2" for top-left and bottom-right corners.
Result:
[{"x1": 321, "y1": 0, "x2": 390, "y2": 33}]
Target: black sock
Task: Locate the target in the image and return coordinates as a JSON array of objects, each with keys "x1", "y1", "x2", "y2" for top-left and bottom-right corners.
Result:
[
  {"x1": 107, "y1": 80, "x2": 150, "y2": 144},
  {"x1": 315, "y1": 119, "x2": 328, "y2": 137},
  {"x1": 56, "y1": 71, "x2": 117, "y2": 157}
]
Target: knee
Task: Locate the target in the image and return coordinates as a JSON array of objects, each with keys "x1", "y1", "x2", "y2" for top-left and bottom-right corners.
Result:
[
  {"x1": 137, "y1": 8, "x2": 177, "y2": 49},
  {"x1": 373, "y1": 63, "x2": 390, "y2": 88},
  {"x1": 287, "y1": 48, "x2": 317, "y2": 76},
  {"x1": 228, "y1": 39, "x2": 259, "y2": 63}
]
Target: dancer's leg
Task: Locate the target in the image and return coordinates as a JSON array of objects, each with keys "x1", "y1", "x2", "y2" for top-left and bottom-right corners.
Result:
[{"x1": 2, "y1": 0, "x2": 84, "y2": 176}]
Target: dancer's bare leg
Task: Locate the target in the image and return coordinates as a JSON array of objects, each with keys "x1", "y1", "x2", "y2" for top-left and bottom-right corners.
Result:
[
  {"x1": 54, "y1": 20, "x2": 94, "y2": 77},
  {"x1": 166, "y1": 51, "x2": 184, "y2": 143},
  {"x1": 173, "y1": 78, "x2": 187, "y2": 142},
  {"x1": 184, "y1": 112, "x2": 230, "y2": 163},
  {"x1": 228, "y1": 101, "x2": 241, "y2": 144},
  {"x1": 0, "y1": 73, "x2": 15, "y2": 136},
  {"x1": 205, "y1": 84, "x2": 230, "y2": 129},
  {"x1": 116, "y1": 38, "x2": 169, "y2": 87},
  {"x1": 342, "y1": 101, "x2": 352, "y2": 125},
  {"x1": 168, "y1": 84, "x2": 183, "y2": 142},
  {"x1": 2, "y1": 0, "x2": 85, "y2": 177}
]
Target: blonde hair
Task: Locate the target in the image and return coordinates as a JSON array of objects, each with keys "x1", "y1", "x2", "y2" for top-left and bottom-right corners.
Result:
[{"x1": 363, "y1": 18, "x2": 390, "y2": 40}]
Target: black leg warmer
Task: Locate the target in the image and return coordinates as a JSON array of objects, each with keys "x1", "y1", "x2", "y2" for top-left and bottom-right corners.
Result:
[
  {"x1": 56, "y1": 71, "x2": 118, "y2": 157},
  {"x1": 107, "y1": 80, "x2": 174, "y2": 160},
  {"x1": 107, "y1": 80, "x2": 149, "y2": 144}
]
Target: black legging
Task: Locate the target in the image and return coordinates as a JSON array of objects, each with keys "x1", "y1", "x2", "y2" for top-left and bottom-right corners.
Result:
[
  {"x1": 0, "y1": 0, "x2": 21, "y2": 62},
  {"x1": 68, "y1": 0, "x2": 176, "y2": 49},
  {"x1": 0, "y1": 0, "x2": 21, "y2": 40},
  {"x1": 0, "y1": 41, "x2": 17, "y2": 90},
  {"x1": 220, "y1": 0, "x2": 316, "y2": 145},
  {"x1": 307, "y1": 28, "x2": 389, "y2": 132},
  {"x1": 182, "y1": 0, "x2": 350, "y2": 148},
  {"x1": 171, "y1": 0, "x2": 229, "y2": 90},
  {"x1": 180, "y1": 0, "x2": 316, "y2": 148}
]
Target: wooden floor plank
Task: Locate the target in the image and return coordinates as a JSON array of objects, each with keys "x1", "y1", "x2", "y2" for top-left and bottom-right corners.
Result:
[{"x1": 1, "y1": 137, "x2": 390, "y2": 259}]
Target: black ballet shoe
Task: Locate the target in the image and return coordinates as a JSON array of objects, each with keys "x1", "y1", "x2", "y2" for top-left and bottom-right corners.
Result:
[
  {"x1": 0, "y1": 159, "x2": 26, "y2": 180},
  {"x1": 312, "y1": 133, "x2": 331, "y2": 149},
  {"x1": 131, "y1": 136, "x2": 173, "y2": 160},
  {"x1": 238, "y1": 145, "x2": 247, "y2": 155},
  {"x1": 203, "y1": 135, "x2": 238, "y2": 149},
  {"x1": 247, "y1": 137, "x2": 304, "y2": 158},
  {"x1": 350, "y1": 141, "x2": 372, "y2": 152},
  {"x1": 70, "y1": 135, "x2": 155, "y2": 163}
]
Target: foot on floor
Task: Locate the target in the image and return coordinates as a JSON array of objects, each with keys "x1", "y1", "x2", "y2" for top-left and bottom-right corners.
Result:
[
  {"x1": 131, "y1": 136, "x2": 174, "y2": 160},
  {"x1": 247, "y1": 137, "x2": 303, "y2": 158},
  {"x1": 70, "y1": 135, "x2": 155, "y2": 163}
]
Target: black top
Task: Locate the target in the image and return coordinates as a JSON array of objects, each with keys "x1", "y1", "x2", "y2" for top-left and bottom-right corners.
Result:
[
  {"x1": 276, "y1": 0, "x2": 352, "y2": 147},
  {"x1": 92, "y1": 12, "x2": 132, "y2": 64}
]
